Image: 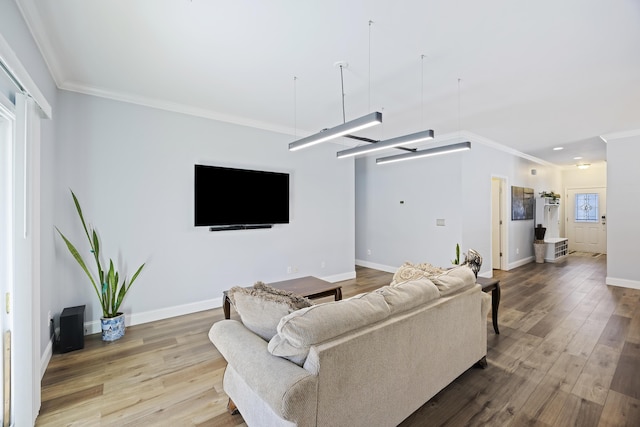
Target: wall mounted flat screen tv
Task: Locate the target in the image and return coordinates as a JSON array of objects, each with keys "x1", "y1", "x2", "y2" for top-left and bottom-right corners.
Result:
[{"x1": 194, "y1": 164, "x2": 290, "y2": 227}]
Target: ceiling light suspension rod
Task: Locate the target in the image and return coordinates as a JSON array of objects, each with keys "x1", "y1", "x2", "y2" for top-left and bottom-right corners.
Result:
[
  {"x1": 376, "y1": 141, "x2": 471, "y2": 165},
  {"x1": 288, "y1": 111, "x2": 382, "y2": 151},
  {"x1": 337, "y1": 129, "x2": 433, "y2": 158},
  {"x1": 339, "y1": 64, "x2": 346, "y2": 123}
]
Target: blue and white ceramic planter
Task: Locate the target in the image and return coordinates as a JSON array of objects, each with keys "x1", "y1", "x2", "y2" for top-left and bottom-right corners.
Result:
[{"x1": 101, "y1": 313, "x2": 125, "y2": 341}]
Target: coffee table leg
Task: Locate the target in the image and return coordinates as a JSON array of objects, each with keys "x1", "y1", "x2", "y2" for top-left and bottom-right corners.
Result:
[
  {"x1": 492, "y1": 285, "x2": 500, "y2": 334},
  {"x1": 335, "y1": 287, "x2": 342, "y2": 301}
]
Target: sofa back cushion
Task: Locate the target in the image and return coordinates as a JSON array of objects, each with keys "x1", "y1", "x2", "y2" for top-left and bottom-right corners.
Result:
[
  {"x1": 268, "y1": 292, "x2": 390, "y2": 365},
  {"x1": 376, "y1": 278, "x2": 440, "y2": 314},
  {"x1": 429, "y1": 265, "x2": 477, "y2": 296},
  {"x1": 228, "y1": 282, "x2": 313, "y2": 341}
]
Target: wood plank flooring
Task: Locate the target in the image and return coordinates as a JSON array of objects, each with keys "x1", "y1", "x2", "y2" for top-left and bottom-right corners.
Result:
[{"x1": 36, "y1": 254, "x2": 640, "y2": 426}]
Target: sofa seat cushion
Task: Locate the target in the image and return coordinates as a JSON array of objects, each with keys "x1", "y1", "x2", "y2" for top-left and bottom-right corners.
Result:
[
  {"x1": 228, "y1": 282, "x2": 313, "y2": 341},
  {"x1": 268, "y1": 292, "x2": 390, "y2": 365},
  {"x1": 376, "y1": 277, "x2": 440, "y2": 314}
]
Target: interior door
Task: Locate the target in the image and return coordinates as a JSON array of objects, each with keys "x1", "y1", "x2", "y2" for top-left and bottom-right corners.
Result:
[{"x1": 566, "y1": 188, "x2": 607, "y2": 254}]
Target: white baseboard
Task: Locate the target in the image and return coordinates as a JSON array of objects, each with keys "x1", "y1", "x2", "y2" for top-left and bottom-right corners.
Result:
[
  {"x1": 84, "y1": 297, "x2": 224, "y2": 335},
  {"x1": 355, "y1": 259, "x2": 398, "y2": 273},
  {"x1": 508, "y1": 256, "x2": 534, "y2": 270},
  {"x1": 40, "y1": 338, "x2": 53, "y2": 379},
  {"x1": 606, "y1": 276, "x2": 640, "y2": 290},
  {"x1": 320, "y1": 271, "x2": 356, "y2": 283}
]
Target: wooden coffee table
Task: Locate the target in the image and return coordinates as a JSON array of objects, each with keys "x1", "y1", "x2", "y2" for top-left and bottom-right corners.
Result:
[{"x1": 223, "y1": 276, "x2": 342, "y2": 319}]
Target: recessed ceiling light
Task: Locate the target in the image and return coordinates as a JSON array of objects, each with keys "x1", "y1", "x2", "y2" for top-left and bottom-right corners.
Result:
[
  {"x1": 577, "y1": 163, "x2": 591, "y2": 169},
  {"x1": 553, "y1": 147, "x2": 564, "y2": 151},
  {"x1": 573, "y1": 156, "x2": 583, "y2": 160}
]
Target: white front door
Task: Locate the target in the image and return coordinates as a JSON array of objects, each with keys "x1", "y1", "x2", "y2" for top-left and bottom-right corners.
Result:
[{"x1": 566, "y1": 188, "x2": 607, "y2": 254}]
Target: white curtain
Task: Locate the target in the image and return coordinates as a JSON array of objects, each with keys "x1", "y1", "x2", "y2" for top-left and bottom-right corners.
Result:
[{"x1": 12, "y1": 92, "x2": 41, "y2": 426}]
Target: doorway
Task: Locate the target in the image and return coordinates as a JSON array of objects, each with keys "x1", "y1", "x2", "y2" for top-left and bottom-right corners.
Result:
[
  {"x1": 491, "y1": 177, "x2": 507, "y2": 270},
  {"x1": 566, "y1": 187, "x2": 607, "y2": 254}
]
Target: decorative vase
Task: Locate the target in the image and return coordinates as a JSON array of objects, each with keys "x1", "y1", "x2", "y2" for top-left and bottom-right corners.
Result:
[
  {"x1": 101, "y1": 313, "x2": 125, "y2": 341},
  {"x1": 534, "y1": 242, "x2": 546, "y2": 263}
]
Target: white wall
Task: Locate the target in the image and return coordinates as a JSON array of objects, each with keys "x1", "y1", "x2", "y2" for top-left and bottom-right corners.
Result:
[
  {"x1": 562, "y1": 163, "x2": 607, "y2": 189},
  {"x1": 606, "y1": 135, "x2": 640, "y2": 288},
  {"x1": 54, "y1": 90, "x2": 355, "y2": 330},
  {"x1": 355, "y1": 146, "x2": 464, "y2": 271},
  {"x1": 355, "y1": 138, "x2": 561, "y2": 275}
]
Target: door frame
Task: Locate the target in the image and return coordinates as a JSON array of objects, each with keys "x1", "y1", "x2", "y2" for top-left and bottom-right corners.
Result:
[
  {"x1": 565, "y1": 186, "x2": 607, "y2": 254},
  {"x1": 491, "y1": 175, "x2": 508, "y2": 270}
]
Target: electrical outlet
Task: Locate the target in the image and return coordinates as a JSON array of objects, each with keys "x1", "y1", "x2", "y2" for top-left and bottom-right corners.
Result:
[
  {"x1": 516, "y1": 248, "x2": 519, "y2": 254},
  {"x1": 287, "y1": 266, "x2": 292, "y2": 274},
  {"x1": 47, "y1": 310, "x2": 52, "y2": 323},
  {"x1": 367, "y1": 249, "x2": 372, "y2": 256},
  {"x1": 321, "y1": 261, "x2": 326, "y2": 268},
  {"x1": 293, "y1": 266, "x2": 299, "y2": 273}
]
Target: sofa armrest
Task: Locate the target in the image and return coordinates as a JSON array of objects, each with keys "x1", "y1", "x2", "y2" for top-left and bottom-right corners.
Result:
[{"x1": 209, "y1": 320, "x2": 318, "y2": 422}]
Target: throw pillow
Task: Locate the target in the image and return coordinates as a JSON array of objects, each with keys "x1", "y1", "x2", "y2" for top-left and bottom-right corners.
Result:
[
  {"x1": 228, "y1": 282, "x2": 313, "y2": 341},
  {"x1": 391, "y1": 262, "x2": 446, "y2": 285}
]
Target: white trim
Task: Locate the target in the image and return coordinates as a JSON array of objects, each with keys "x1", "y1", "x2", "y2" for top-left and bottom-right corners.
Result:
[
  {"x1": 40, "y1": 339, "x2": 52, "y2": 379},
  {"x1": 14, "y1": 0, "x2": 66, "y2": 91},
  {"x1": 319, "y1": 271, "x2": 356, "y2": 283},
  {"x1": 61, "y1": 81, "x2": 297, "y2": 137},
  {"x1": 600, "y1": 129, "x2": 640, "y2": 143},
  {"x1": 0, "y1": 93, "x2": 15, "y2": 117},
  {"x1": 0, "y1": 33, "x2": 52, "y2": 118},
  {"x1": 508, "y1": 256, "x2": 534, "y2": 270},
  {"x1": 463, "y1": 131, "x2": 556, "y2": 167},
  {"x1": 355, "y1": 259, "x2": 398, "y2": 273},
  {"x1": 83, "y1": 297, "x2": 224, "y2": 335},
  {"x1": 606, "y1": 276, "x2": 640, "y2": 290}
]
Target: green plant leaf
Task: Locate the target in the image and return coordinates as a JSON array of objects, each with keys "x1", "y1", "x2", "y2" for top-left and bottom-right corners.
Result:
[{"x1": 55, "y1": 227, "x2": 102, "y2": 303}]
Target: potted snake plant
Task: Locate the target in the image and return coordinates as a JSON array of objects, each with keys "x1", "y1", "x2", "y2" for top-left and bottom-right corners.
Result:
[{"x1": 56, "y1": 190, "x2": 145, "y2": 341}]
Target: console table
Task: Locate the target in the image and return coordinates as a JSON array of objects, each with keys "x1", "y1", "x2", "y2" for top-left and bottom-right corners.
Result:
[
  {"x1": 223, "y1": 276, "x2": 342, "y2": 319},
  {"x1": 476, "y1": 277, "x2": 500, "y2": 334}
]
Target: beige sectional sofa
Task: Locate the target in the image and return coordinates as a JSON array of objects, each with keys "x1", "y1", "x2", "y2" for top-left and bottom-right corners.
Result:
[{"x1": 209, "y1": 264, "x2": 490, "y2": 427}]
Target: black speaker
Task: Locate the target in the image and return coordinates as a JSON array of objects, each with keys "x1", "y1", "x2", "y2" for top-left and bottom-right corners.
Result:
[{"x1": 60, "y1": 305, "x2": 85, "y2": 353}]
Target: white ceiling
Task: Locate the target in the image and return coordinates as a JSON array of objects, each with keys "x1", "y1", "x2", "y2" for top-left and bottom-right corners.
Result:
[{"x1": 16, "y1": 0, "x2": 640, "y2": 166}]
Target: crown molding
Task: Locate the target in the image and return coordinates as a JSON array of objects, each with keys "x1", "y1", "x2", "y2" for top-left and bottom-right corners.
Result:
[
  {"x1": 15, "y1": 0, "x2": 66, "y2": 88},
  {"x1": 60, "y1": 81, "x2": 300, "y2": 137},
  {"x1": 461, "y1": 131, "x2": 557, "y2": 167},
  {"x1": 600, "y1": 128, "x2": 640, "y2": 143}
]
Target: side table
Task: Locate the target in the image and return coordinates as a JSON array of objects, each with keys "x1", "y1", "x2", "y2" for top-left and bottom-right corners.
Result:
[{"x1": 476, "y1": 277, "x2": 500, "y2": 334}]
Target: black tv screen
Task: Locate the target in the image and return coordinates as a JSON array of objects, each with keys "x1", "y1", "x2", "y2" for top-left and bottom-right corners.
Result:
[{"x1": 194, "y1": 164, "x2": 290, "y2": 227}]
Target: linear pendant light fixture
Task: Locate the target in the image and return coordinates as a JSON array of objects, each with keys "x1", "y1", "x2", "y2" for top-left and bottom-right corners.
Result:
[
  {"x1": 336, "y1": 129, "x2": 434, "y2": 159},
  {"x1": 288, "y1": 111, "x2": 382, "y2": 152},
  {"x1": 376, "y1": 141, "x2": 471, "y2": 165}
]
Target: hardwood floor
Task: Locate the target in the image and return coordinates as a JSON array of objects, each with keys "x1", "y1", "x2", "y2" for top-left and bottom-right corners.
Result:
[{"x1": 37, "y1": 254, "x2": 640, "y2": 426}]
